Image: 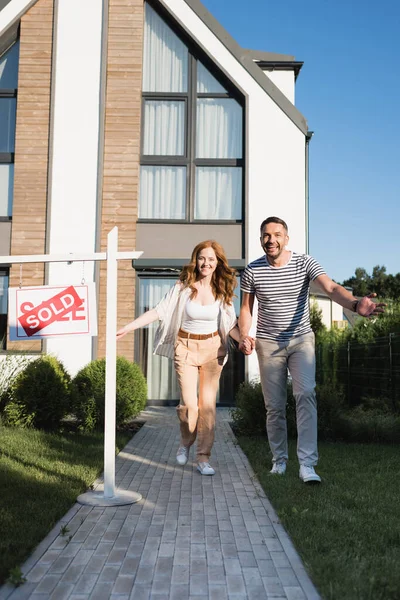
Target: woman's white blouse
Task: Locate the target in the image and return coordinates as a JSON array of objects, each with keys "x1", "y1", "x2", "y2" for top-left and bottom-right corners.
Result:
[{"x1": 181, "y1": 299, "x2": 220, "y2": 334}]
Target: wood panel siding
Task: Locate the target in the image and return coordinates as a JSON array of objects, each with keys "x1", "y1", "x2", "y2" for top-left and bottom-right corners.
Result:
[
  {"x1": 7, "y1": 0, "x2": 53, "y2": 352},
  {"x1": 97, "y1": 0, "x2": 144, "y2": 360}
]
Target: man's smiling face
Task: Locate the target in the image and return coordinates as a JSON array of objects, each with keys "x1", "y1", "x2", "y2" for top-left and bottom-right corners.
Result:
[{"x1": 260, "y1": 222, "x2": 289, "y2": 261}]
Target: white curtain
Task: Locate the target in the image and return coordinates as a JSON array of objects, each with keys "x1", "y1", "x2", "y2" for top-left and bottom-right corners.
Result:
[
  {"x1": 143, "y1": 101, "x2": 185, "y2": 155},
  {"x1": 139, "y1": 166, "x2": 186, "y2": 219},
  {"x1": 0, "y1": 274, "x2": 8, "y2": 314},
  {"x1": 195, "y1": 167, "x2": 241, "y2": 220},
  {"x1": 196, "y1": 98, "x2": 242, "y2": 158},
  {"x1": 197, "y1": 62, "x2": 226, "y2": 94},
  {"x1": 0, "y1": 41, "x2": 19, "y2": 88},
  {"x1": 0, "y1": 99, "x2": 16, "y2": 153},
  {"x1": 139, "y1": 278, "x2": 180, "y2": 400},
  {"x1": 0, "y1": 164, "x2": 13, "y2": 217},
  {"x1": 143, "y1": 3, "x2": 188, "y2": 93}
]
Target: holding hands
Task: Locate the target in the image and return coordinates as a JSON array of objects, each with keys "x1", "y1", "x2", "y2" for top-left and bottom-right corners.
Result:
[{"x1": 239, "y1": 335, "x2": 255, "y2": 355}]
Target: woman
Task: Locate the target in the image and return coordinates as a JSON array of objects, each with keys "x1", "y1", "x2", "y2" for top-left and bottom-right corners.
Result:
[{"x1": 117, "y1": 240, "x2": 240, "y2": 475}]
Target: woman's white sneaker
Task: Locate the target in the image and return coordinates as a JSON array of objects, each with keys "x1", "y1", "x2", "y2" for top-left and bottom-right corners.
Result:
[
  {"x1": 176, "y1": 446, "x2": 189, "y2": 466},
  {"x1": 270, "y1": 461, "x2": 286, "y2": 475},
  {"x1": 197, "y1": 462, "x2": 215, "y2": 476},
  {"x1": 299, "y1": 465, "x2": 321, "y2": 483}
]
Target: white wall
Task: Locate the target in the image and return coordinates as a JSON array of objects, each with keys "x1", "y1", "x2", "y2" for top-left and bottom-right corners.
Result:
[
  {"x1": 312, "y1": 297, "x2": 344, "y2": 328},
  {"x1": 162, "y1": 0, "x2": 306, "y2": 380},
  {"x1": 263, "y1": 70, "x2": 295, "y2": 104},
  {"x1": 45, "y1": 0, "x2": 104, "y2": 376}
]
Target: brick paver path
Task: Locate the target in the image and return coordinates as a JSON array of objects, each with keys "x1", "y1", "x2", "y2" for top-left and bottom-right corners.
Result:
[{"x1": 0, "y1": 408, "x2": 320, "y2": 600}]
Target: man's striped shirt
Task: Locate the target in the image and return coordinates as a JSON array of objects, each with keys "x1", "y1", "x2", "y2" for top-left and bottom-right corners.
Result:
[{"x1": 241, "y1": 252, "x2": 325, "y2": 341}]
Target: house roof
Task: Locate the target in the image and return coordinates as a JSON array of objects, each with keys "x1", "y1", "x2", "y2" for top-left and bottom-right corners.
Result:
[{"x1": 0, "y1": 0, "x2": 308, "y2": 134}]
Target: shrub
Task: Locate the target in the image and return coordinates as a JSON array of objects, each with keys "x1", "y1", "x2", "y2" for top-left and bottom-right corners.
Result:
[
  {"x1": 0, "y1": 354, "x2": 33, "y2": 412},
  {"x1": 2, "y1": 355, "x2": 71, "y2": 430},
  {"x1": 230, "y1": 378, "x2": 345, "y2": 441},
  {"x1": 71, "y1": 356, "x2": 147, "y2": 431}
]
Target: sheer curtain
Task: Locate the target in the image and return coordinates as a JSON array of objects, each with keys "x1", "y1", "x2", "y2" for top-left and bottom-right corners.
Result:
[
  {"x1": 143, "y1": 100, "x2": 185, "y2": 155},
  {"x1": 143, "y1": 3, "x2": 188, "y2": 92},
  {"x1": 196, "y1": 98, "x2": 242, "y2": 159},
  {"x1": 195, "y1": 167, "x2": 241, "y2": 220},
  {"x1": 197, "y1": 62, "x2": 226, "y2": 94},
  {"x1": 137, "y1": 278, "x2": 180, "y2": 400},
  {"x1": 0, "y1": 164, "x2": 13, "y2": 217},
  {"x1": 0, "y1": 273, "x2": 8, "y2": 313},
  {"x1": 0, "y1": 99, "x2": 16, "y2": 152},
  {"x1": 139, "y1": 166, "x2": 186, "y2": 219}
]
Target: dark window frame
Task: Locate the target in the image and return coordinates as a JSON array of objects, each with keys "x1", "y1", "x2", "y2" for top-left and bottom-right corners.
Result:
[{"x1": 139, "y1": 0, "x2": 245, "y2": 225}]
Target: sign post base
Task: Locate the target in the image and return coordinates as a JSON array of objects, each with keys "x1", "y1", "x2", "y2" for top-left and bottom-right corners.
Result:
[{"x1": 77, "y1": 489, "x2": 142, "y2": 507}]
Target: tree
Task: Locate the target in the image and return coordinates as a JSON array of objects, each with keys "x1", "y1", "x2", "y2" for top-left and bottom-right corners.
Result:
[
  {"x1": 341, "y1": 265, "x2": 400, "y2": 299},
  {"x1": 309, "y1": 298, "x2": 327, "y2": 341}
]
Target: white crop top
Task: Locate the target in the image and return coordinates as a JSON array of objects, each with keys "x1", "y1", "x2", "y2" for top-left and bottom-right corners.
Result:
[{"x1": 181, "y1": 299, "x2": 220, "y2": 334}]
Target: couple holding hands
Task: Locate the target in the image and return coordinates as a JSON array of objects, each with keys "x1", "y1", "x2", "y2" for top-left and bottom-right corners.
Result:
[{"x1": 117, "y1": 217, "x2": 384, "y2": 482}]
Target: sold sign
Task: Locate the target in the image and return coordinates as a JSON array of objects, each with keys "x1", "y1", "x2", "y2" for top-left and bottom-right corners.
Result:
[
  {"x1": 8, "y1": 284, "x2": 97, "y2": 340},
  {"x1": 18, "y1": 286, "x2": 83, "y2": 336}
]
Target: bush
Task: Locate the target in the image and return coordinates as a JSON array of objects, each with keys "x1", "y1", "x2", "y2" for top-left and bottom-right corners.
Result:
[
  {"x1": 0, "y1": 354, "x2": 33, "y2": 412},
  {"x1": 230, "y1": 379, "x2": 265, "y2": 436},
  {"x1": 1, "y1": 355, "x2": 71, "y2": 430},
  {"x1": 230, "y1": 378, "x2": 345, "y2": 441},
  {"x1": 72, "y1": 356, "x2": 147, "y2": 431}
]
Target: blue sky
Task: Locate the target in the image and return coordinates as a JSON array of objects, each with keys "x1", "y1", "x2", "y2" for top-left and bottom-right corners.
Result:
[{"x1": 202, "y1": 0, "x2": 400, "y2": 284}]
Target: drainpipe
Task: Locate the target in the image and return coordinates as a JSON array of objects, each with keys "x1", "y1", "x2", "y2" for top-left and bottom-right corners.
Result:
[{"x1": 305, "y1": 131, "x2": 313, "y2": 254}]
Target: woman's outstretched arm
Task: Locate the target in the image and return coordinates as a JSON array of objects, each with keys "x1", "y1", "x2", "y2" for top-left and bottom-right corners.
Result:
[{"x1": 116, "y1": 308, "x2": 159, "y2": 340}]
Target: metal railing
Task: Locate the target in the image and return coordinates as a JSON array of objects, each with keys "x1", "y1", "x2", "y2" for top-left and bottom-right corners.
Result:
[{"x1": 316, "y1": 333, "x2": 400, "y2": 411}]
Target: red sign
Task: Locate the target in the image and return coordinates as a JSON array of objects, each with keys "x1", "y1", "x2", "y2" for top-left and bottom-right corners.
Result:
[{"x1": 18, "y1": 286, "x2": 83, "y2": 336}]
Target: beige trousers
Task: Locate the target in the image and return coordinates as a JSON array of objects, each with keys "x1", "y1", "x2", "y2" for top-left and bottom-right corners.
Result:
[{"x1": 174, "y1": 333, "x2": 225, "y2": 461}]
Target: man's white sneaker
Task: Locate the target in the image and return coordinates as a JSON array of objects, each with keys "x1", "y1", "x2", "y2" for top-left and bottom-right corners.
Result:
[
  {"x1": 299, "y1": 465, "x2": 321, "y2": 483},
  {"x1": 197, "y1": 462, "x2": 215, "y2": 476},
  {"x1": 270, "y1": 461, "x2": 286, "y2": 475},
  {"x1": 176, "y1": 446, "x2": 189, "y2": 466}
]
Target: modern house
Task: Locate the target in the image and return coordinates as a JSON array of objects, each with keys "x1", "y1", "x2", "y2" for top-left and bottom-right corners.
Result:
[{"x1": 0, "y1": 0, "x2": 311, "y2": 404}]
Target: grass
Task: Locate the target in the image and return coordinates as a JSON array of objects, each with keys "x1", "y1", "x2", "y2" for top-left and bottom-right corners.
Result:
[
  {"x1": 0, "y1": 426, "x2": 132, "y2": 585},
  {"x1": 237, "y1": 436, "x2": 400, "y2": 600}
]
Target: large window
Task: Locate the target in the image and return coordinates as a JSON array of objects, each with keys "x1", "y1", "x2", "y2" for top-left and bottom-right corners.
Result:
[
  {"x1": 0, "y1": 270, "x2": 9, "y2": 350},
  {"x1": 140, "y1": 3, "x2": 244, "y2": 222},
  {"x1": 0, "y1": 40, "x2": 19, "y2": 219},
  {"x1": 135, "y1": 274, "x2": 244, "y2": 404}
]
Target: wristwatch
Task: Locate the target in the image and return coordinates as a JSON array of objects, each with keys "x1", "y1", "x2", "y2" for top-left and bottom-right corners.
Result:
[{"x1": 352, "y1": 300, "x2": 359, "y2": 313}]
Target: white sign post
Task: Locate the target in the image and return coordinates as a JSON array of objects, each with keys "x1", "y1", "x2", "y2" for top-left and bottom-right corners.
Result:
[{"x1": 0, "y1": 227, "x2": 143, "y2": 506}]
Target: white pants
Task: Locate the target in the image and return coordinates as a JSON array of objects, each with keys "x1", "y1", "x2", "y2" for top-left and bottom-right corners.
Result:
[{"x1": 256, "y1": 332, "x2": 318, "y2": 466}]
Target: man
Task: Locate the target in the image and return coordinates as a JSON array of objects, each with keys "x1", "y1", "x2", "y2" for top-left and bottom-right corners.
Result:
[{"x1": 239, "y1": 216, "x2": 385, "y2": 483}]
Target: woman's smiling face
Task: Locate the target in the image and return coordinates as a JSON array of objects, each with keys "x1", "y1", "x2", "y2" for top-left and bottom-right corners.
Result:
[{"x1": 196, "y1": 246, "x2": 217, "y2": 278}]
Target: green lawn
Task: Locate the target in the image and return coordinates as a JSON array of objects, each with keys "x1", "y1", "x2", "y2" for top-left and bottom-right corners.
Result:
[
  {"x1": 0, "y1": 427, "x2": 132, "y2": 585},
  {"x1": 237, "y1": 436, "x2": 400, "y2": 600}
]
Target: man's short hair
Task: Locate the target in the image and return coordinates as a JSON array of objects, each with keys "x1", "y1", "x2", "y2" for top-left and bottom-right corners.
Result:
[{"x1": 260, "y1": 216, "x2": 288, "y2": 234}]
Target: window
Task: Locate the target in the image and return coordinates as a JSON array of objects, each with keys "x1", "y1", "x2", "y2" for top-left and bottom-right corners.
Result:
[
  {"x1": 0, "y1": 40, "x2": 19, "y2": 219},
  {"x1": 140, "y1": 3, "x2": 244, "y2": 222},
  {"x1": 0, "y1": 270, "x2": 8, "y2": 349},
  {"x1": 135, "y1": 276, "x2": 181, "y2": 400}
]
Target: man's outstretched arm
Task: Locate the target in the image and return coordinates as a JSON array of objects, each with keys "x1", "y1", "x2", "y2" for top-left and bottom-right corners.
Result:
[
  {"x1": 313, "y1": 275, "x2": 386, "y2": 317},
  {"x1": 239, "y1": 292, "x2": 256, "y2": 354}
]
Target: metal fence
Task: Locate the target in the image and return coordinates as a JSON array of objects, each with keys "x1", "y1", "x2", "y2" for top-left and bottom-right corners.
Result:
[{"x1": 316, "y1": 333, "x2": 400, "y2": 411}]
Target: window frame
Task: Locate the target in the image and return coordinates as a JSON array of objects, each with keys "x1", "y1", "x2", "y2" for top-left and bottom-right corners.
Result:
[
  {"x1": 139, "y1": 2, "x2": 245, "y2": 225},
  {"x1": 0, "y1": 37, "x2": 19, "y2": 223}
]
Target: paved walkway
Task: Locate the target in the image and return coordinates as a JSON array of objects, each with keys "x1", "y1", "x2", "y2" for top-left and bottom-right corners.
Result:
[{"x1": 0, "y1": 408, "x2": 320, "y2": 600}]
